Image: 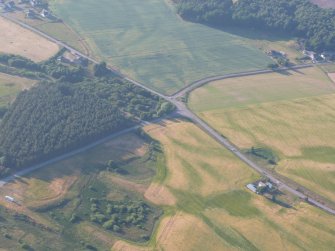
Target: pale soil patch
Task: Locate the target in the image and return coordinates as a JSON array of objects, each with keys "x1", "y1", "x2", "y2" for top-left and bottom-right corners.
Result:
[
  {"x1": 0, "y1": 16, "x2": 59, "y2": 62},
  {"x1": 144, "y1": 183, "x2": 176, "y2": 206},
  {"x1": 328, "y1": 73, "x2": 335, "y2": 83}
]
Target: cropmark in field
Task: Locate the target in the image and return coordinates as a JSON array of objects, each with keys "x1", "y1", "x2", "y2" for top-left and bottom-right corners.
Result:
[
  {"x1": 113, "y1": 119, "x2": 335, "y2": 251},
  {"x1": 0, "y1": 132, "x2": 163, "y2": 250},
  {"x1": 189, "y1": 67, "x2": 335, "y2": 202},
  {"x1": 50, "y1": 0, "x2": 271, "y2": 94}
]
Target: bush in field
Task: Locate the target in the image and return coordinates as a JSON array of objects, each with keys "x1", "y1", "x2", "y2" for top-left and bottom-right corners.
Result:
[{"x1": 88, "y1": 198, "x2": 152, "y2": 232}]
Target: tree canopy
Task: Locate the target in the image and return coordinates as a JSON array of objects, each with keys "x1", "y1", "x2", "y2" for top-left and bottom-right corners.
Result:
[
  {"x1": 0, "y1": 82, "x2": 127, "y2": 168},
  {"x1": 0, "y1": 54, "x2": 175, "y2": 169},
  {"x1": 176, "y1": 0, "x2": 335, "y2": 52}
]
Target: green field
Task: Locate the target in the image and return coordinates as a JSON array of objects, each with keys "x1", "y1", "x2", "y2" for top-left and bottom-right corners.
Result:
[
  {"x1": 189, "y1": 67, "x2": 335, "y2": 202},
  {"x1": 50, "y1": 0, "x2": 272, "y2": 94},
  {"x1": 114, "y1": 120, "x2": 335, "y2": 251},
  {"x1": 0, "y1": 73, "x2": 35, "y2": 108},
  {"x1": 0, "y1": 131, "x2": 164, "y2": 250}
]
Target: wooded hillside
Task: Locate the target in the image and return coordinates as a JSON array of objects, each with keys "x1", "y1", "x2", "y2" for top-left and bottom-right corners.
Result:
[
  {"x1": 0, "y1": 54, "x2": 174, "y2": 170},
  {"x1": 176, "y1": 0, "x2": 335, "y2": 52},
  {"x1": 0, "y1": 83, "x2": 127, "y2": 168}
]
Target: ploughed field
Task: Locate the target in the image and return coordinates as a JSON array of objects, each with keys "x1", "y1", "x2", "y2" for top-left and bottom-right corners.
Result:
[
  {"x1": 50, "y1": 0, "x2": 271, "y2": 94},
  {"x1": 189, "y1": 67, "x2": 335, "y2": 202}
]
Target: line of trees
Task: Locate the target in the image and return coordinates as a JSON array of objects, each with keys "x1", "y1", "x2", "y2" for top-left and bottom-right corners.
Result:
[
  {"x1": 0, "y1": 53, "x2": 175, "y2": 169},
  {"x1": 0, "y1": 82, "x2": 128, "y2": 168},
  {"x1": 176, "y1": 0, "x2": 335, "y2": 52},
  {"x1": 0, "y1": 53, "x2": 85, "y2": 82}
]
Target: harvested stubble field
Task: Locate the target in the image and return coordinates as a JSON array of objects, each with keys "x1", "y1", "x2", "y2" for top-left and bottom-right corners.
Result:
[
  {"x1": 189, "y1": 67, "x2": 335, "y2": 202},
  {"x1": 0, "y1": 72, "x2": 36, "y2": 107},
  {"x1": 50, "y1": 0, "x2": 271, "y2": 94},
  {"x1": 113, "y1": 119, "x2": 335, "y2": 251},
  {"x1": 0, "y1": 16, "x2": 59, "y2": 62}
]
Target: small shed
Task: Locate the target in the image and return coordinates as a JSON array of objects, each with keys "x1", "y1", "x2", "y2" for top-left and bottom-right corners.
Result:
[
  {"x1": 246, "y1": 184, "x2": 257, "y2": 193},
  {"x1": 5, "y1": 196, "x2": 15, "y2": 202}
]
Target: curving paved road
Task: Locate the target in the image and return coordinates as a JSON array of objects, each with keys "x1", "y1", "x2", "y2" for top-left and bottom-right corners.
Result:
[
  {"x1": 1, "y1": 14, "x2": 334, "y2": 215},
  {"x1": 171, "y1": 64, "x2": 313, "y2": 99},
  {"x1": 0, "y1": 121, "x2": 153, "y2": 188}
]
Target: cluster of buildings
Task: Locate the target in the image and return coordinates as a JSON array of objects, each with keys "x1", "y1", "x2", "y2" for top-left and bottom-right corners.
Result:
[
  {"x1": 303, "y1": 50, "x2": 335, "y2": 63},
  {"x1": 246, "y1": 180, "x2": 274, "y2": 194},
  {"x1": 0, "y1": 0, "x2": 52, "y2": 19},
  {"x1": 266, "y1": 48, "x2": 335, "y2": 65},
  {"x1": 0, "y1": 0, "x2": 16, "y2": 12},
  {"x1": 57, "y1": 51, "x2": 88, "y2": 67},
  {"x1": 24, "y1": 0, "x2": 51, "y2": 19}
]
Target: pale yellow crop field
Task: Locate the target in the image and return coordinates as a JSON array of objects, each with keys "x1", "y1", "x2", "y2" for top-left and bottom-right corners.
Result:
[
  {"x1": 113, "y1": 120, "x2": 335, "y2": 251},
  {"x1": 0, "y1": 16, "x2": 59, "y2": 62},
  {"x1": 189, "y1": 67, "x2": 335, "y2": 202}
]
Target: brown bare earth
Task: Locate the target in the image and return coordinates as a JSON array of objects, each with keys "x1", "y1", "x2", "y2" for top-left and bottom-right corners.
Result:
[
  {"x1": 311, "y1": 0, "x2": 335, "y2": 8},
  {"x1": 0, "y1": 16, "x2": 59, "y2": 61}
]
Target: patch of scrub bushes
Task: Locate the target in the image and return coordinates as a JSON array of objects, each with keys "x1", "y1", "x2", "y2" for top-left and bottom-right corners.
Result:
[
  {"x1": 247, "y1": 146, "x2": 278, "y2": 165},
  {"x1": 88, "y1": 198, "x2": 152, "y2": 234}
]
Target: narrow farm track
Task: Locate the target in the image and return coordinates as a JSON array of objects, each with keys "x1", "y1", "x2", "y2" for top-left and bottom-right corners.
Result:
[{"x1": 1, "y1": 14, "x2": 334, "y2": 215}]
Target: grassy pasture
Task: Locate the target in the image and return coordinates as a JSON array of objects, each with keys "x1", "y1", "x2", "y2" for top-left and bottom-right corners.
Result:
[
  {"x1": 320, "y1": 64, "x2": 335, "y2": 73},
  {"x1": 114, "y1": 119, "x2": 335, "y2": 251},
  {"x1": 0, "y1": 132, "x2": 164, "y2": 250},
  {"x1": 0, "y1": 16, "x2": 59, "y2": 62},
  {"x1": 50, "y1": 0, "x2": 272, "y2": 94},
  {"x1": 189, "y1": 67, "x2": 334, "y2": 112},
  {"x1": 189, "y1": 67, "x2": 335, "y2": 201},
  {"x1": 0, "y1": 72, "x2": 36, "y2": 108}
]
